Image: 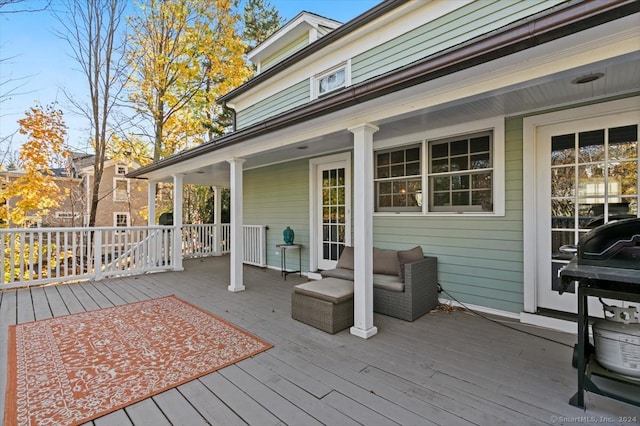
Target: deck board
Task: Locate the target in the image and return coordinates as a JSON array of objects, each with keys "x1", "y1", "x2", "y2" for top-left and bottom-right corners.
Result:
[{"x1": 1, "y1": 256, "x2": 638, "y2": 425}]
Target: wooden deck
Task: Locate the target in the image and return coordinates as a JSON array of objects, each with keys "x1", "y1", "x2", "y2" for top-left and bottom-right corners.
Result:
[{"x1": 1, "y1": 256, "x2": 638, "y2": 425}]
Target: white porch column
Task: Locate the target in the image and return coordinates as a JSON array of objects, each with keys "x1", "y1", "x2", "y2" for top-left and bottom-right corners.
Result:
[
  {"x1": 147, "y1": 180, "x2": 157, "y2": 225},
  {"x1": 172, "y1": 174, "x2": 184, "y2": 271},
  {"x1": 349, "y1": 123, "x2": 379, "y2": 339},
  {"x1": 228, "y1": 159, "x2": 245, "y2": 292},
  {"x1": 212, "y1": 185, "x2": 222, "y2": 256}
]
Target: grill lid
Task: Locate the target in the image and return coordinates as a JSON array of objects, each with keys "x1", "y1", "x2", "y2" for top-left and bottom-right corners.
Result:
[{"x1": 578, "y1": 218, "x2": 640, "y2": 270}]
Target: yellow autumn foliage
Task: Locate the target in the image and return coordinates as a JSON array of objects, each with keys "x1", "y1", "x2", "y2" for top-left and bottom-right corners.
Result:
[
  {"x1": 0, "y1": 103, "x2": 69, "y2": 226},
  {"x1": 127, "y1": 0, "x2": 251, "y2": 160}
]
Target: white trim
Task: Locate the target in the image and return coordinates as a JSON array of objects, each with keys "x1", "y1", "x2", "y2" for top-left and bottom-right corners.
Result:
[
  {"x1": 309, "y1": 152, "x2": 352, "y2": 272},
  {"x1": 113, "y1": 177, "x2": 130, "y2": 202},
  {"x1": 113, "y1": 212, "x2": 130, "y2": 227},
  {"x1": 247, "y1": 12, "x2": 341, "y2": 63},
  {"x1": 440, "y1": 297, "x2": 578, "y2": 334},
  {"x1": 522, "y1": 96, "x2": 640, "y2": 314},
  {"x1": 520, "y1": 312, "x2": 577, "y2": 335},
  {"x1": 312, "y1": 60, "x2": 351, "y2": 100}
]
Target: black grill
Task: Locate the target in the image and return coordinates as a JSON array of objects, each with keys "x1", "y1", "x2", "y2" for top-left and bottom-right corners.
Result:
[
  {"x1": 578, "y1": 218, "x2": 640, "y2": 269},
  {"x1": 559, "y1": 218, "x2": 640, "y2": 294}
]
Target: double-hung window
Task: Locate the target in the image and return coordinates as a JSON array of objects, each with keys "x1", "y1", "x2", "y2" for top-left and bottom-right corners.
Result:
[
  {"x1": 373, "y1": 119, "x2": 503, "y2": 215},
  {"x1": 375, "y1": 145, "x2": 422, "y2": 212},
  {"x1": 114, "y1": 213, "x2": 129, "y2": 227},
  {"x1": 114, "y1": 178, "x2": 129, "y2": 202},
  {"x1": 428, "y1": 132, "x2": 493, "y2": 212}
]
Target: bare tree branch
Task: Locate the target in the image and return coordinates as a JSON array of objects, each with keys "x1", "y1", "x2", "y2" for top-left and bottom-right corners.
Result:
[
  {"x1": 53, "y1": 0, "x2": 127, "y2": 227},
  {"x1": 0, "y1": 0, "x2": 51, "y2": 13}
]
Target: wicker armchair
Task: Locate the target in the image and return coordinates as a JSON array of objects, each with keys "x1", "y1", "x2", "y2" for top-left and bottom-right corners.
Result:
[
  {"x1": 373, "y1": 256, "x2": 438, "y2": 321},
  {"x1": 320, "y1": 252, "x2": 439, "y2": 322}
]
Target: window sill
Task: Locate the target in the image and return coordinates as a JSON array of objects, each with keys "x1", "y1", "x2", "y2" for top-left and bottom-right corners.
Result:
[{"x1": 373, "y1": 211, "x2": 505, "y2": 218}]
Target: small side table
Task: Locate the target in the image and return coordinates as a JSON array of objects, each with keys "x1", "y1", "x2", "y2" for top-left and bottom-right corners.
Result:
[{"x1": 276, "y1": 244, "x2": 302, "y2": 280}]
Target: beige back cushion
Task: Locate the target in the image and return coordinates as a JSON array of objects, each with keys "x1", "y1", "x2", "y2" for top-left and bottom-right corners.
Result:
[
  {"x1": 373, "y1": 247, "x2": 401, "y2": 276},
  {"x1": 397, "y1": 246, "x2": 424, "y2": 282},
  {"x1": 336, "y1": 246, "x2": 354, "y2": 270}
]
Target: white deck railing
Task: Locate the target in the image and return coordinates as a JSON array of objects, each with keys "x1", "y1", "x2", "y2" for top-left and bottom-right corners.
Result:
[
  {"x1": 243, "y1": 224, "x2": 268, "y2": 267},
  {"x1": 1, "y1": 226, "x2": 174, "y2": 289},
  {"x1": 2, "y1": 224, "x2": 267, "y2": 288}
]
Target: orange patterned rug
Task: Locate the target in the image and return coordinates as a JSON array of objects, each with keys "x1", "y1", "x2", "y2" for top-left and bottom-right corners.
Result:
[{"x1": 4, "y1": 295, "x2": 272, "y2": 426}]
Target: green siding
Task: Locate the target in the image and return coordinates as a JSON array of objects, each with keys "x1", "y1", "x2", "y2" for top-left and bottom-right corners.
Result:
[
  {"x1": 243, "y1": 159, "x2": 311, "y2": 272},
  {"x1": 262, "y1": 33, "x2": 309, "y2": 71},
  {"x1": 372, "y1": 117, "x2": 525, "y2": 313},
  {"x1": 352, "y1": 0, "x2": 565, "y2": 84},
  {"x1": 236, "y1": 79, "x2": 310, "y2": 129},
  {"x1": 242, "y1": 120, "x2": 527, "y2": 313}
]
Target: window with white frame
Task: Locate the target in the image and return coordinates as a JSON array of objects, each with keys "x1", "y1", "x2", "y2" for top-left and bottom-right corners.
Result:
[
  {"x1": 375, "y1": 145, "x2": 422, "y2": 212},
  {"x1": 315, "y1": 63, "x2": 349, "y2": 98},
  {"x1": 114, "y1": 212, "x2": 129, "y2": 227},
  {"x1": 373, "y1": 118, "x2": 504, "y2": 215},
  {"x1": 113, "y1": 178, "x2": 129, "y2": 201},
  {"x1": 115, "y1": 164, "x2": 127, "y2": 175},
  {"x1": 428, "y1": 131, "x2": 493, "y2": 212}
]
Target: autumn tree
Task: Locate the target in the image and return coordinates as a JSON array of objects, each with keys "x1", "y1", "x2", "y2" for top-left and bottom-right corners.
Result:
[
  {"x1": 0, "y1": 103, "x2": 68, "y2": 225},
  {"x1": 54, "y1": 0, "x2": 127, "y2": 227},
  {"x1": 126, "y1": 0, "x2": 251, "y2": 160}
]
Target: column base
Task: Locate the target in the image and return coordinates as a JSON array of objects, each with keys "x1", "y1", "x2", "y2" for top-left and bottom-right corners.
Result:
[
  {"x1": 228, "y1": 285, "x2": 246, "y2": 292},
  {"x1": 350, "y1": 325, "x2": 378, "y2": 339}
]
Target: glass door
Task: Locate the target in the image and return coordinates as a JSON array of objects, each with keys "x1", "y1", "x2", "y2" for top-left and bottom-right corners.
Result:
[
  {"x1": 537, "y1": 116, "x2": 638, "y2": 313},
  {"x1": 317, "y1": 162, "x2": 349, "y2": 270}
]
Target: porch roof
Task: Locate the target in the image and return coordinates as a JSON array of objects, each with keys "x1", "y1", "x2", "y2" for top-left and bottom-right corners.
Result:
[
  {"x1": 0, "y1": 256, "x2": 633, "y2": 424},
  {"x1": 127, "y1": 0, "x2": 640, "y2": 183}
]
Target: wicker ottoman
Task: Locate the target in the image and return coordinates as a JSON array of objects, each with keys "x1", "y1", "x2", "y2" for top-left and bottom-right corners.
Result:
[{"x1": 291, "y1": 278, "x2": 354, "y2": 334}]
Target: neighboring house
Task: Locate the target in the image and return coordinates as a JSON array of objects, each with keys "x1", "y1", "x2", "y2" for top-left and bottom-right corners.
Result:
[
  {"x1": 0, "y1": 169, "x2": 83, "y2": 228},
  {"x1": 129, "y1": 0, "x2": 640, "y2": 338},
  {"x1": 72, "y1": 155, "x2": 149, "y2": 228},
  {"x1": 1, "y1": 154, "x2": 148, "y2": 228}
]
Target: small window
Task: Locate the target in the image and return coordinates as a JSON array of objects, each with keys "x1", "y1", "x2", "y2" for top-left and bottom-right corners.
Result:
[
  {"x1": 114, "y1": 178, "x2": 129, "y2": 201},
  {"x1": 374, "y1": 145, "x2": 422, "y2": 212},
  {"x1": 114, "y1": 213, "x2": 129, "y2": 227},
  {"x1": 115, "y1": 165, "x2": 127, "y2": 175},
  {"x1": 428, "y1": 131, "x2": 493, "y2": 213},
  {"x1": 315, "y1": 63, "x2": 350, "y2": 98}
]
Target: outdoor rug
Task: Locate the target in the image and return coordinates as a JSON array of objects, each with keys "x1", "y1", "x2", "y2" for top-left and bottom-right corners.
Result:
[{"x1": 4, "y1": 295, "x2": 272, "y2": 426}]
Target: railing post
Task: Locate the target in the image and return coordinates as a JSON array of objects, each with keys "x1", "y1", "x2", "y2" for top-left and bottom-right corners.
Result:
[{"x1": 94, "y1": 230, "x2": 103, "y2": 281}]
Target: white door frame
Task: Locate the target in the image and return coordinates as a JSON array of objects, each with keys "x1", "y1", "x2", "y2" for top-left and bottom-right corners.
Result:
[
  {"x1": 522, "y1": 96, "x2": 640, "y2": 313},
  {"x1": 309, "y1": 152, "x2": 352, "y2": 272}
]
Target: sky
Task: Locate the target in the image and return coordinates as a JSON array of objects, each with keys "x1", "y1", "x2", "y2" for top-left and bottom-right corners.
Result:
[{"x1": 0, "y1": 0, "x2": 380, "y2": 158}]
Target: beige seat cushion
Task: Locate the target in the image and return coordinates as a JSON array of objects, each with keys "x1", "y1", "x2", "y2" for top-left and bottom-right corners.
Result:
[
  {"x1": 373, "y1": 274, "x2": 405, "y2": 292},
  {"x1": 294, "y1": 278, "x2": 354, "y2": 304},
  {"x1": 320, "y1": 267, "x2": 354, "y2": 281}
]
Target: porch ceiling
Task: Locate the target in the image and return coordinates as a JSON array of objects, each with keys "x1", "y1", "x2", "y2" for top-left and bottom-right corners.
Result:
[{"x1": 146, "y1": 15, "x2": 639, "y2": 188}]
